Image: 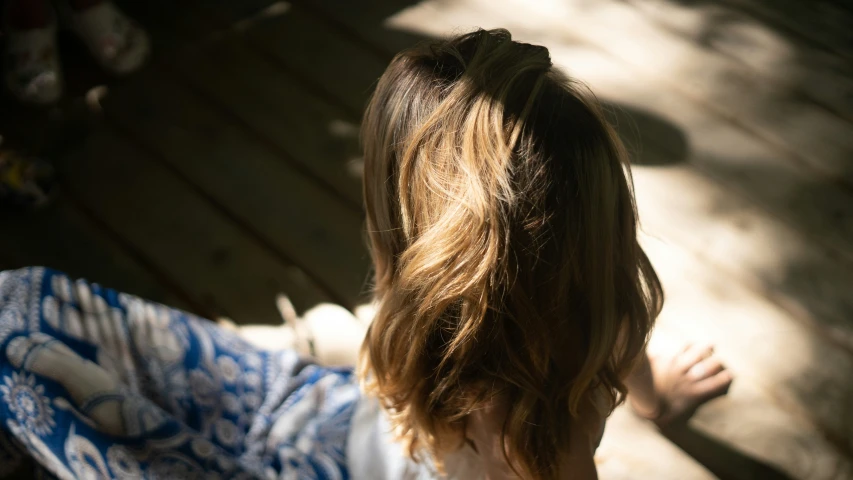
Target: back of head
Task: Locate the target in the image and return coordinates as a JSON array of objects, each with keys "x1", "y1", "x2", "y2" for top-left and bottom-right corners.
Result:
[{"x1": 360, "y1": 29, "x2": 663, "y2": 479}]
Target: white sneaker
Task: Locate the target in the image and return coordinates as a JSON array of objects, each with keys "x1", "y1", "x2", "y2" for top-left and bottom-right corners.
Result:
[
  {"x1": 4, "y1": 21, "x2": 63, "y2": 105},
  {"x1": 60, "y1": 1, "x2": 150, "y2": 75}
]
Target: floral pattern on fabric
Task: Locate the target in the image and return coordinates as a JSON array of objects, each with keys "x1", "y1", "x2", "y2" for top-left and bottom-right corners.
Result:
[
  {"x1": 0, "y1": 267, "x2": 360, "y2": 479},
  {"x1": 1, "y1": 372, "x2": 56, "y2": 436}
]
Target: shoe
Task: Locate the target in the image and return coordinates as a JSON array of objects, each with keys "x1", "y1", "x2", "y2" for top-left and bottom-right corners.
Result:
[
  {"x1": 59, "y1": 1, "x2": 150, "y2": 75},
  {"x1": 3, "y1": 17, "x2": 63, "y2": 105}
]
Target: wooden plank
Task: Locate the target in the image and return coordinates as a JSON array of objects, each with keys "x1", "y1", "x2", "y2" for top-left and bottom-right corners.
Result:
[
  {"x1": 197, "y1": 0, "x2": 280, "y2": 24},
  {"x1": 101, "y1": 68, "x2": 369, "y2": 308},
  {"x1": 712, "y1": 0, "x2": 853, "y2": 62},
  {"x1": 114, "y1": 0, "x2": 216, "y2": 54},
  {"x1": 621, "y1": 0, "x2": 853, "y2": 122},
  {"x1": 167, "y1": 38, "x2": 364, "y2": 207},
  {"x1": 57, "y1": 125, "x2": 332, "y2": 324},
  {"x1": 0, "y1": 202, "x2": 187, "y2": 310},
  {"x1": 244, "y1": 2, "x2": 390, "y2": 117},
  {"x1": 173, "y1": 0, "x2": 376, "y2": 119},
  {"x1": 291, "y1": 0, "x2": 431, "y2": 57}
]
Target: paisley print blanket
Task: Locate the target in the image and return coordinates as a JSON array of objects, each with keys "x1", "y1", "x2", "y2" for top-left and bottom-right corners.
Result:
[{"x1": 0, "y1": 267, "x2": 360, "y2": 479}]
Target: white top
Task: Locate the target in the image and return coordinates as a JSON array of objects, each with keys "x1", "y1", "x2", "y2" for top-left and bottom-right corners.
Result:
[{"x1": 347, "y1": 396, "x2": 485, "y2": 480}]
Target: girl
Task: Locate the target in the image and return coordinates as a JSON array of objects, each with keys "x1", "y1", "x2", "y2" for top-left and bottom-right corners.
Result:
[{"x1": 0, "y1": 29, "x2": 731, "y2": 479}]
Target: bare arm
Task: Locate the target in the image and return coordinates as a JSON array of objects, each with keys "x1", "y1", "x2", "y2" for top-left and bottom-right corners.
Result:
[{"x1": 624, "y1": 351, "x2": 662, "y2": 419}]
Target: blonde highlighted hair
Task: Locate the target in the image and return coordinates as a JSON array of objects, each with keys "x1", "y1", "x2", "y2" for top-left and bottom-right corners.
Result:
[{"x1": 360, "y1": 29, "x2": 663, "y2": 479}]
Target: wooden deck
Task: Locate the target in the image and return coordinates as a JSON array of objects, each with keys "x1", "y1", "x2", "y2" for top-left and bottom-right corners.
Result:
[{"x1": 2, "y1": 0, "x2": 853, "y2": 478}]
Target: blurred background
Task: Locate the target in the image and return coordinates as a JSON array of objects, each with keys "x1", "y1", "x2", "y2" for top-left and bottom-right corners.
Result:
[{"x1": 1, "y1": 0, "x2": 852, "y2": 478}]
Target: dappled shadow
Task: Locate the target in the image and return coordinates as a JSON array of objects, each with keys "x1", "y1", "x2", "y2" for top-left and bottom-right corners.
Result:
[
  {"x1": 603, "y1": 102, "x2": 690, "y2": 166},
  {"x1": 619, "y1": 0, "x2": 853, "y2": 123}
]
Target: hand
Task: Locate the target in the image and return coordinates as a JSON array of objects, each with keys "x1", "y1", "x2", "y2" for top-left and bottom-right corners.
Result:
[{"x1": 631, "y1": 343, "x2": 733, "y2": 428}]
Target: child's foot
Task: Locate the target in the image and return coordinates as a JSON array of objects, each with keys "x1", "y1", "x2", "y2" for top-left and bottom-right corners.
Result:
[
  {"x1": 3, "y1": 20, "x2": 63, "y2": 105},
  {"x1": 59, "y1": 0, "x2": 150, "y2": 75},
  {"x1": 632, "y1": 343, "x2": 734, "y2": 428}
]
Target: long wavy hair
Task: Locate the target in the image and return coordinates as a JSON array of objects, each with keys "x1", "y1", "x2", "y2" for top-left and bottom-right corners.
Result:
[{"x1": 359, "y1": 29, "x2": 663, "y2": 479}]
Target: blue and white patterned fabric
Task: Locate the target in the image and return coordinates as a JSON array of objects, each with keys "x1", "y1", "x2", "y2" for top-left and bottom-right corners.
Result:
[{"x1": 0, "y1": 267, "x2": 362, "y2": 479}]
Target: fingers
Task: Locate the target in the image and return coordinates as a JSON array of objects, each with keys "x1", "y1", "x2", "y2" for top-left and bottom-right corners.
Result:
[
  {"x1": 687, "y1": 357, "x2": 725, "y2": 381},
  {"x1": 692, "y1": 369, "x2": 734, "y2": 403},
  {"x1": 677, "y1": 343, "x2": 714, "y2": 372}
]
